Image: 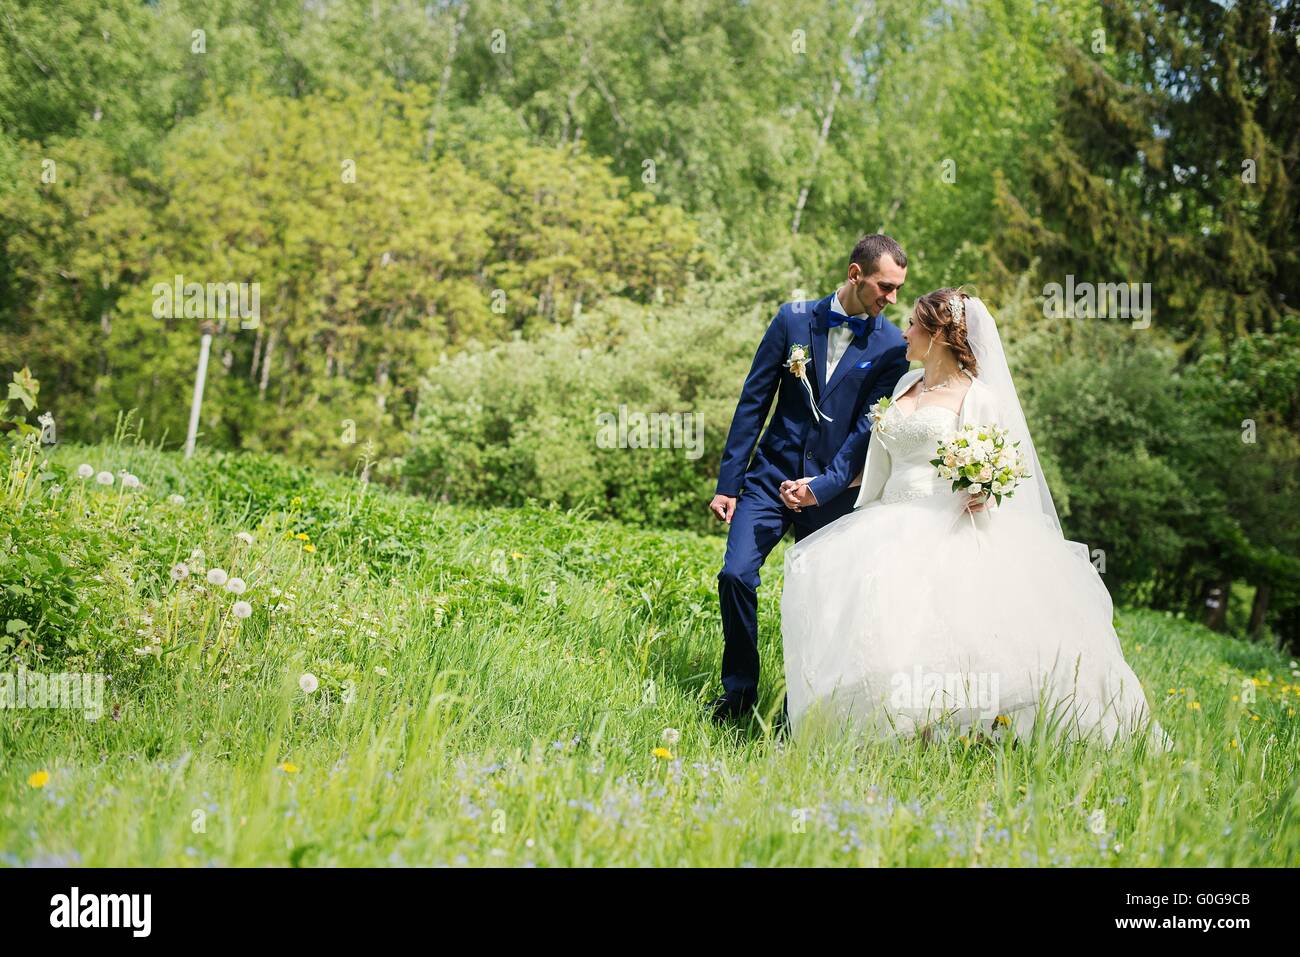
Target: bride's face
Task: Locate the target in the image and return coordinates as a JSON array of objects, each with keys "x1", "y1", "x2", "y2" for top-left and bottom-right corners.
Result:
[{"x1": 903, "y1": 312, "x2": 930, "y2": 361}]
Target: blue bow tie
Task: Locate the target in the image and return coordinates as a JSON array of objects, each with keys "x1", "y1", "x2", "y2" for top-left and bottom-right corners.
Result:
[{"x1": 826, "y1": 312, "x2": 869, "y2": 337}]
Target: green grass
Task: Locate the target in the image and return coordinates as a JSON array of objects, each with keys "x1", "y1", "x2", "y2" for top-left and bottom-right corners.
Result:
[{"x1": 2, "y1": 437, "x2": 1299, "y2": 866}]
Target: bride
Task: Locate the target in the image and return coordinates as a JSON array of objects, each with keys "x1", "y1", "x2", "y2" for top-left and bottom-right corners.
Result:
[{"x1": 779, "y1": 289, "x2": 1171, "y2": 750}]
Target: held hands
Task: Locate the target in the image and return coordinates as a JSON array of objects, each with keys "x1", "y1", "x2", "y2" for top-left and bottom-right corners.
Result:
[{"x1": 779, "y1": 477, "x2": 818, "y2": 511}]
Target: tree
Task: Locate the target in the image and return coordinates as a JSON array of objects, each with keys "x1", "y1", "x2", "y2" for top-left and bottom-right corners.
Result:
[
  {"x1": 1, "y1": 78, "x2": 704, "y2": 467},
  {"x1": 989, "y1": 0, "x2": 1299, "y2": 351}
]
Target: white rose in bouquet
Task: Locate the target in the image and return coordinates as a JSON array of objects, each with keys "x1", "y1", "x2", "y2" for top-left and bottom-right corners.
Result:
[{"x1": 930, "y1": 423, "x2": 1031, "y2": 506}]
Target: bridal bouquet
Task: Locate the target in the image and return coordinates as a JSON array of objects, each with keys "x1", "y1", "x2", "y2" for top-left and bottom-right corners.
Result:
[{"x1": 930, "y1": 423, "x2": 1030, "y2": 505}]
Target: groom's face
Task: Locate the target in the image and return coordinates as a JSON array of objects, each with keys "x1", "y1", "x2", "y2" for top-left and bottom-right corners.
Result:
[{"x1": 850, "y1": 255, "x2": 906, "y2": 317}]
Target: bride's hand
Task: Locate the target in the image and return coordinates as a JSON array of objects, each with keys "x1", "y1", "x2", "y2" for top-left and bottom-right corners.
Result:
[
  {"x1": 780, "y1": 477, "x2": 816, "y2": 511},
  {"x1": 965, "y1": 492, "x2": 990, "y2": 513}
]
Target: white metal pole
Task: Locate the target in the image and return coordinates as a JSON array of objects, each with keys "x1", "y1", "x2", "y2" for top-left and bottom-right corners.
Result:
[{"x1": 184, "y1": 325, "x2": 214, "y2": 459}]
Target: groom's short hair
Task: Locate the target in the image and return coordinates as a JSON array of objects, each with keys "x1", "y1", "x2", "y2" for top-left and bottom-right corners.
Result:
[{"x1": 850, "y1": 234, "x2": 908, "y2": 275}]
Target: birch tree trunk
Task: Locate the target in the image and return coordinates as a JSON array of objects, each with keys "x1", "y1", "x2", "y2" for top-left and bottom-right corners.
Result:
[
  {"x1": 425, "y1": 2, "x2": 469, "y2": 159},
  {"x1": 791, "y1": 4, "x2": 871, "y2": 236},
  {"x1": 258, "y1": 327, "x2": 277, "y2": 399}
]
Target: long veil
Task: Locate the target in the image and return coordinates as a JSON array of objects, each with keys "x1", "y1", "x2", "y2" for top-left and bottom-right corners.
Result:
[{"x1": 965, "y1": 297, "x2": 1090, "y2": 562}]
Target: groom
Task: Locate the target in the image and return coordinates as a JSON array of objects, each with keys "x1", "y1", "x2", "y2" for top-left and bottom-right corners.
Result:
[{"x1": 708, "y1": 234, "x2": 910, "y2": 722}]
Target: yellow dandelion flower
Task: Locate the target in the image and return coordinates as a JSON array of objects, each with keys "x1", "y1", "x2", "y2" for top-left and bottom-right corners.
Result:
[
  {"x1": 1231, "y1": 695, "x2": 1239, "y2": 702},
  {"x1": 1250, "y1": 714, "x2": 1260, "y2": 721},
  {"x1": 994, "y1": 714, "x2": 1011, "y2": 727},
  {"x1": 303, "y1": 543, "x2": 316, "y2": 553},
  {"x1": 294, "y1": 532, "x2": 310, "y2": 541},
  {"x1": 1229, "y1": 739, "x2": 1238, "y2": 749},
  {"x1": 651, "y1": 747, "x2": 673, "y2": 760},
  {"x1": 27, "y1": 770, "x2": 50, "y2": 788},
  {"x1": 278, "y1": 762, "x2": 299, "y2": 774},
  {"x1": 511, "y1": 551, "x2": 525, "y2": 559},
  {"x1": 290, "y1": 496, "x2": 302, "y2": 506}
]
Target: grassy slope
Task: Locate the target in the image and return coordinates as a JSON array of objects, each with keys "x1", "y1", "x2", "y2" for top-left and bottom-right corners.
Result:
[{"x1": 2, "y1": 441, "x2": 1298, "y2": 866}]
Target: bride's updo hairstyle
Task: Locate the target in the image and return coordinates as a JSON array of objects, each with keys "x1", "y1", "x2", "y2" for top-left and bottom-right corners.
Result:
[{"x1": 912, "y1": 287, "x2": 978, "y2": 377}]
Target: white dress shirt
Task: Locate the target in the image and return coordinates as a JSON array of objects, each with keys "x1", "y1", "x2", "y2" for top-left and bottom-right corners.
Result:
[{"x1": 825, "y1": 291, "x2": 866, "y2": 385}]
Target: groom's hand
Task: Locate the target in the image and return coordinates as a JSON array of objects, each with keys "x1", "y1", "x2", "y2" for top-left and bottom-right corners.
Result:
[
  {"x1": 780, "y1": 477, "x2": 818, "y2": 510},
  {"x1": 709, "y1": 494, "x2": 737, "y2": 523}
]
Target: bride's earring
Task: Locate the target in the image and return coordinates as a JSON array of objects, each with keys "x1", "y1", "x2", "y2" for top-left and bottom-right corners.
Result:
[{"x1": 922, "y1": 335, "x2": 934, "y2": 359}]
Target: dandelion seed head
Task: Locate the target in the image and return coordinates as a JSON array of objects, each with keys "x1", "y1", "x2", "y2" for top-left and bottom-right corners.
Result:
[
  {"x1": 206, "y1": 568, "x2": 228, "y2": 586},
  {"x1": 76, "y1": 464, "x2": 94, "y2": 479},
  {"x1": 231, "y1": 600, "x2": 253, "y2": 620}
]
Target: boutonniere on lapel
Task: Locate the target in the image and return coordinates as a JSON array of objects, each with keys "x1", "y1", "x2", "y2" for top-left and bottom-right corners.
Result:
[
  {"x1": 867, "y1": 396, "x2": 893, "y2": 433},
  {"x1": 785, "y1": 343, "x2": 833, "y2": 422}
]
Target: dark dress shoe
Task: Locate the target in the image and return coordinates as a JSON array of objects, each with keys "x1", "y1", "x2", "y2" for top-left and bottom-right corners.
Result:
[{"x1": 708, "y1": 694, "x2": 756, "y2": 722}]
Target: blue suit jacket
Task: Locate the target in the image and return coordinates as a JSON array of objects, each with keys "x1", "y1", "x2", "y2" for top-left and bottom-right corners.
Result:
[{"x1": 716, "y1": 293, "x2": 909, "y2": 506}]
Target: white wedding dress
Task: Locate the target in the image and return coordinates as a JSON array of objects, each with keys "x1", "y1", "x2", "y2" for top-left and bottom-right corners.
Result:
[{"x1": 781, "y1": 299, "x2": 1171, "y2": 751}]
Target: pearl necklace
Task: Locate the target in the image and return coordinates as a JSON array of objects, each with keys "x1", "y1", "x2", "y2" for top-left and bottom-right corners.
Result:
[{"x1": 920, "y1": 372, "x2": 962, "y2": 394}]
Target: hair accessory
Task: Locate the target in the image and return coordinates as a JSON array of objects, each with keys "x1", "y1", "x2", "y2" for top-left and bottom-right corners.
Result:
[{"x1": 945, "y1": 294, "x2": 966, "y2": 326}]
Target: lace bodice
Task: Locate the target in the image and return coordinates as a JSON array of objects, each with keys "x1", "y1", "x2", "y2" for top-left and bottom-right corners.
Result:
[{"x1": 875, "y1": 403, "x2": 959, "y2": 504}]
